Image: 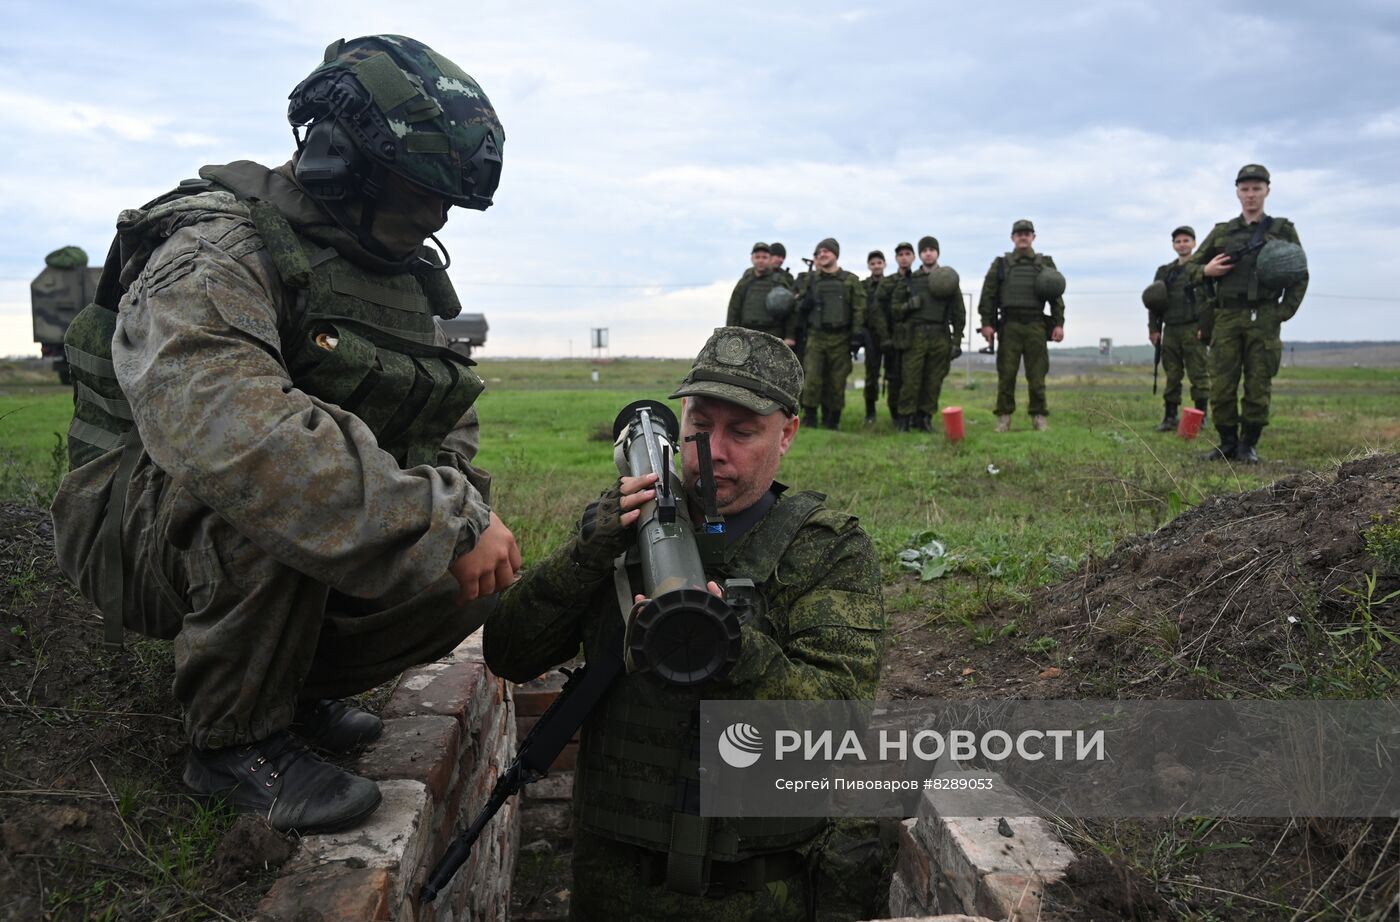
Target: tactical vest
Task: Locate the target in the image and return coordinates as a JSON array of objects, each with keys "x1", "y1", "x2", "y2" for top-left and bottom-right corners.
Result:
[
  {"x1": 999, "y1": 253, "x2": 1047, "y2": 311},
  {"x1": 909, "y1": 267, "x2": 952, "y2": 325},
  {"x1": 1161, "y1": 263, "x2": 1199, "y2": 325},
  {"x1": 806, "y1": 271, "x2": 855, "y2": 331},
  {"x1": 862, "y1": 277, "x2": 883, "y2": 332},
  {"x1": 738, "y1": 272, "x2": 786, "y2": 331},
  {"x1": 574, "y1": 492, "x2": 831, "y2": 891},
  {"x1": 1213, "y1": 215, "x2": 1286, "y2": 304},
  {"x1": 63, "y1": 183, "x2": 483, "y2": 473}
]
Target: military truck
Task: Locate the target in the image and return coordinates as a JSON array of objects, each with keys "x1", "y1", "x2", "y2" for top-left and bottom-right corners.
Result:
[
  {"x1": 32, "y1": 246, "x2": 101, "y2": 384},
  {"x1": 437, "y1": 313, "x2": 489, "y2": 358}
]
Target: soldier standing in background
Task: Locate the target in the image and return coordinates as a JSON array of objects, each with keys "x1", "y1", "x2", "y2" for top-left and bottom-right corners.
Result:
[
  {"x1": 1144, "y1": 226, "x2": 1210, "y2": 431},
  {"x1": 892, "y1": 236, "x2": 964, "y2": 433},
  {"x1": 795, "y1": 238, "x2": 865, "y2": 430},
  {"x1": 978, "y1": 219, "x2": 1066, "y2": 432},
  {"x1": 861, "y1": 249, "x2": 887, "y2": 424},
  {"x1": 769, "y1": 241, "x2": 791, "y2": 281},
  {"x1": 1188, "y1": 164, "x2": 1308, "y2": 464},
  {"x1": 875, "y1": 242, "x2": 915, "y2": 427},
  {"x1": 727, "y1": 242, "x2": 796, "y2": 344}
]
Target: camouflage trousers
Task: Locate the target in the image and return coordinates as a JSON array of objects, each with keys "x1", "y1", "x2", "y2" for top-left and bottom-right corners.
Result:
[
  {"x1": 994, "y1": 319, "x2": 1049, "y2": 417},
  {"x1": 1159, "y1": 322, "x2": 1210, "y2": 406},
  {"x1": 51, "y1": 451, "x2": 492, "y2": 749},
  {"x1": 897, "y1": 325, "x2": 953, "y2": 416},
  {"x1": 801, "y1": 331, "x2": 854, "y2": 414},
  {"x1": 569, "y1": 820, "x2": 894, "y2": 922},
  {"x1": 1210, "y1": 303, "x2": 1283, "y2": 428}
]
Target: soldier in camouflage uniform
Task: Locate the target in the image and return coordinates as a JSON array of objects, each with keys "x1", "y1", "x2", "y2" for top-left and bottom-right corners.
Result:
[
  {"x1": 484, "y1": 327, "x2": 889, "y2": 921},
  {"x1": 49, "y1": 36, "x2": 521, "y2": 833},
  {"x1": 893, "y1": 236, "x2": 964, "y2": 433},
  {"x1": 1187, "y1": 164, "x2": 1308, "y2": 463},
  {"x1": 860, "y1": 250, "x2": 887, "y2": 424},
  {"x1": 769, "y1": 242, "x2": 792, "y2": 281},
  {"x1": 1146, "y1": 226, "x2": 1211, "y2": 431},
  {"x1": 873, "y1": 243, "x2": 916, "y2": 427},
  {"x1": 978, "y1": 219, "x2": 1066, "y2": 432},
  {"x1": 794, "y1": 238, "x2": 866, "y2": 430},
  {"x1": 727, "y1": 242, "x2": 797, "y2": 345}
]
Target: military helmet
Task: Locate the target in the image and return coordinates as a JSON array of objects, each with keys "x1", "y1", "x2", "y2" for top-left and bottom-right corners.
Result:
[
  {"x1": 1255, "y1": 239, "x2": 1308, "y2": 289},
  {"x1": 765, "y1": 285, "x2": 796, "y2": 319},
  {"x1": 44, "y1": 246, "x2": 88, "y2": 270},
  {"x1": 926, "y1": 266, "x2": 960, "y2": 298},
  {"x1": 1141, "y1": 280, "x2": 1169, "y2": 310},
  {"x1": 1033, "y1": 267, "x2": 1066, "y2": 300},
  {"x1": 288, "y1": 35, "x2": 504, "y2": 210}
]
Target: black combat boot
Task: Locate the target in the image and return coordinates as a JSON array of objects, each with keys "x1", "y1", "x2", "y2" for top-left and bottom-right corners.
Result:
[
  {"x1": 825, "y1": 409, "x2": 841, "y2": 431},
  {"x1": 184, "y1": 731, "x2": 382, "y2": 833},
  {"x1": 1200, "y1": 425, "x2": 1238, "y2": 461},
  {"x1": 915, "y1": 413, "x2": 934, "y2": 433},
  {"x1": 1154, "y1": 401, "x2": 1179, "y2": 432},
  {"x1": 802, "y1": 408, "x2": 818, "y2": 428},
  {"x1": 864, "y1": 395, "x2": 877, "y2": 425},
  {"x1": 292, "y1": 698, "x2": 384, "y2": 753},
  {"x1": 1195, "y1": 398, "x2": 1209, "y2": 426},
  {"x1": 1236, "y1": 422, "x2": 1263, "y2": 464}
]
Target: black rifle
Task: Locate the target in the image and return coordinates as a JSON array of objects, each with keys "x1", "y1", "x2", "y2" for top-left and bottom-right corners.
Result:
[
  {"x1": 978, "y1": 257, "x2": 1007, "y2": 355},
  {"x1": 1152, "y1": 339, "x2": 1162, "y2": 395},
  {"x1": 1222, "y1": 215, "x2": 1273, "y2": 265}
]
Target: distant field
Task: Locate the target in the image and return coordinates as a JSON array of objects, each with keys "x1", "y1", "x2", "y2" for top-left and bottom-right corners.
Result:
[{"x1": 6, "y1": 359, "x2": 1399, "y2": 576}]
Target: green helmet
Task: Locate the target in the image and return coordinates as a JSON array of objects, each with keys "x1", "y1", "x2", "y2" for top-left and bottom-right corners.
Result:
[
  {"x1": 1141, "y1": 280, "x2": 1168, "y2": 310},
  {"x1": 765, "y1": 285, "x2": 796, "y2": 319},
  {"x1": 926, "y1": 266, "x2": 960, "y2": 298},
  {"x1": 1255, "y1": 239, "x2": 1308, "y2": 289},
  {"x1": 1034, "y1": 267, "x2": 1066, "y2": 300},
  {"x1": 288, "y1": 35, "x2": 504, "y2": 210}
]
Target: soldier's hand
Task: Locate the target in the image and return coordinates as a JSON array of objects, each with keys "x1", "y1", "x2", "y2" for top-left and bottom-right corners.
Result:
[
  {"x1": 783, "y1": 338, "x2": 796, "y2": 347},
  {"x1": 980, "y1": 325, "x2": 995, "y2": 345},
  {"x1": 450, "y1": 511, "x2": 523, "y2": 603},
  {"x1": 1150, "y1": 332, "x2": 1161, "y2": 346},
  {"x1": 574, "y1": 473, "x2": 657, "y2": 569},
  {"x1": 1050, "y1": 326, "x2": 1064, "y2": 343},
  {"x1": 1204, "y1": 253, "x2": 1234, "y2": 278}
]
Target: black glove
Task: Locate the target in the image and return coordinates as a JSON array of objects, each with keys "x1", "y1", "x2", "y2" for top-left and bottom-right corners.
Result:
[
  {"x1": 574, "y1": 479, "x2": 630, "y2": 569},
  {"x1": 950, "y1": 335, "x2": 962, "y2": 360}
]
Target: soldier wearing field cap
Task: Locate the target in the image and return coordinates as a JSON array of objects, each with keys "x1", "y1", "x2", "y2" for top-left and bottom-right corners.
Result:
[
  {"x1": 794, "y1": 238, "x2": 866, "y2": 429},
  {"x1": 484, "y1": 326, "x2": 888, "y2": 921},
  {"x1": 861, "y1": 250, "x2": 888, "y2": 424},
  {"x1": 874, "y1": 242, "x2": 916, "y2": 426},
  {"x1": 1144, "y1": 225, "x2": 1211, "y2": 431},
  {"x1": 769, "y1": 242, "x2": 792, "y2": 280},
  {"x1": 978, "y1": 219, "x2": 1066, "y2": 432},
  {"x1": 892, "y1": 235, "x2": 964, "y2": 432},
  {"x1": 1187, "y1": 164, "x2": 1308, "y2": 463},
  {"x1": 727, "y1": 241, "x2": 796, "y2": 344}
]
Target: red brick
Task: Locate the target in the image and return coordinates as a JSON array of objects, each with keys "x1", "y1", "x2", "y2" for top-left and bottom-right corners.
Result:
[
  {"x1": 356, "y1": 716, "x2": 462, "y2": 803},
  {"x1": 895, "y1": 818, "x2": 933, "y2": 907},
  {"x1": 514, "y1": 688, "x2": 560, "y2": 717},
  {"x1": 384, "y1": 661, "x2": 487, "y2": 726},
  {"x1": 256, "y1": 864, "x2": 391, "y2": 921},
  {"x1": 976, "y1": 871, "x2": 1042, "y2": 921}
]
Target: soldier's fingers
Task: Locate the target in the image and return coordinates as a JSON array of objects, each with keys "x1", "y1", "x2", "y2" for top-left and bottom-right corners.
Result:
[
  {"x1": 477, "y1": 570, "x2": 497, "y2": 598},
  {"x1": 619, "y1": 473, "x2": 659, "y2": 495},
  {"x1": 620, "y1": 508, "x2": 642, "y2": 527},
  {"x1": 618, "y1": 488, "x2": 656, "y2": 513},
  {"x1": 508, "y1": 540, "x2": 523, "y2": 571}
]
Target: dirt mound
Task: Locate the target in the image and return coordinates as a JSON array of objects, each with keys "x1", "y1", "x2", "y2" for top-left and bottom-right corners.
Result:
[{"x1": 0, "y1": 502, "x2": 284, "y2": 920}]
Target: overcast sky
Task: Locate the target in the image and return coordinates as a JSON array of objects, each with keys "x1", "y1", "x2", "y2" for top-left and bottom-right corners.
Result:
[{"x1": 2, "y1": 0, "x2": 1397, "y2": 359}]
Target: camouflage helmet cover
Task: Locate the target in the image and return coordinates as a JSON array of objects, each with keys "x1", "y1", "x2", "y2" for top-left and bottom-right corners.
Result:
[
  {"x1": 926, "y1": 266, "x2": 960, "y2": 298},
  {"x1": 288, "y1": 35, "x2": 504, "y2": 209},
  {"x1": 1255, "y1": 239, "x2": 1308, "y2": 289},
  {"x1": 765, "y1": 285, "x2": 796, "y2": 319},
  {"x1": 1141, "y1": 280, "x2": 1169, "y2": 309},
  {"x1": 1033, "y1": 267, "x2": 1066, "y2": 300},
  {"x1": 670, "y1": 327, "x2": 803, "y2": 416}
]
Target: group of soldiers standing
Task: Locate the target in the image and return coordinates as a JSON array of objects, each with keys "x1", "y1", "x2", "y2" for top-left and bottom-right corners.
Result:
[
  {"x1": 725, "y1": 162, "x2": 1309, "y2": 462},
  {"x1": 726, "y1": 222, "x2": 1065, "y2": 434},
  {"x1": 1142, "y1": 163, "x2": 1308, "y2": 463}
]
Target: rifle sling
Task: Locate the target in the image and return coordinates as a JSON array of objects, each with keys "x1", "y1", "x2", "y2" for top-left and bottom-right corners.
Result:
[{"x1": 517, "y1": 622, "x2": 625, "y2": 776}]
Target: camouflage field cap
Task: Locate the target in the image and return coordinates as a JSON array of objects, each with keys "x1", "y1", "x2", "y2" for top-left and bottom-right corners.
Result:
[
  {"x1": 1171, "y1": 225, "x2": 1196, "y2": 240},
  {"x1": 769, "y1": 242, "x2": 786, "y2": 258},
  {"x1": 288, "y1": 35, "x2": 505, "y2": 209},
  {"x1": 1236, "y1": 164, "x2": 1270, "y2": 184},
  {"x1": 918, "y1": 235, "x2": 940, "y2": 252},
  {"x1": 815, "y1": 237, "x2": 840, "y2": 257},
  {"x1": 751, "y1": 241, "x2": 771, "y2": 254},
  {"x1": 1012, "y1": 219, "x2": 1035, "y2": 234},
  {"x1": 670, "y1": 327, "x2": 803, "y2": 416},
  {"x1": 894, "y1": 241, "x2": 915, "y2": 254},
  {"x1": 867, "y1": 249, "x2": 885, "y2": 262}
]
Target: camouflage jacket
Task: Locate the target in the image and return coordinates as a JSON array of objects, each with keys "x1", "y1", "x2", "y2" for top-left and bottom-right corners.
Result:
[
  {"x1": 1186, "y1": 214, "x2": 1307, "y2": 319},
  {"x1": 726, "y1": 268, "x2": 796, "y2": 339},
  {"x1": 484, "y1": 487, "x2": 886, "y2": 700},
  {"x1": 792, "y1": 268, "x2": 866, "y2": 337},
  {"x1": 977, "y1": 249, "x2": 1066, "y2": 328},
  {"x1": 52, "y1": 161, "x2": 493, "y2": 603},
  {"x1": 1148, "y1": 260, "x2": 1204, "y2": 332}
]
